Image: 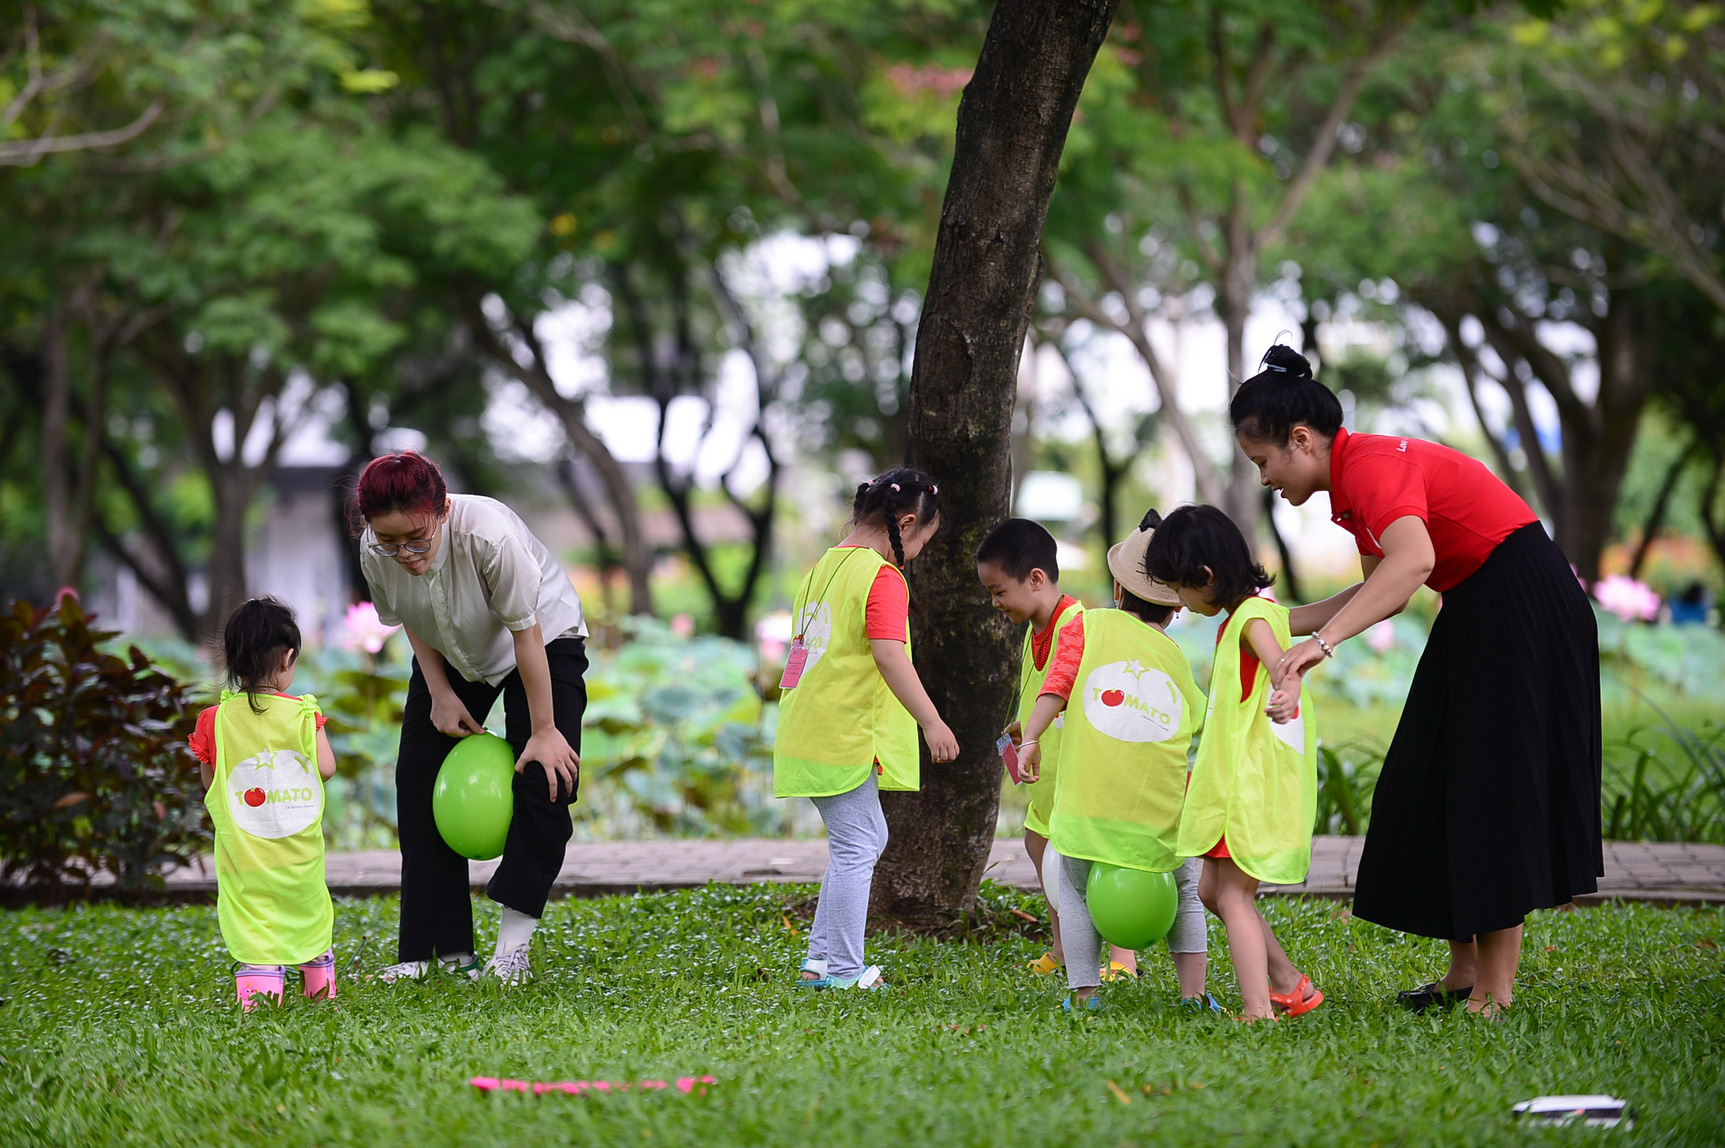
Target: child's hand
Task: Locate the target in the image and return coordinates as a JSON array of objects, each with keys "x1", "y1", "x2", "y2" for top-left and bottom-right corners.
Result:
[
  {"x1": 924, "y1": 721, "x2": 960, "y2": 764},
  {"x1": 1266, "y1": 686, "x2": 1298, "y2": 724},
  {"x1": 1018, "y1": 740, "x2": 1042, "y2": 784},
  {"x1": 1006, "y1": 719, "x2": 1023, "y2": 746}
]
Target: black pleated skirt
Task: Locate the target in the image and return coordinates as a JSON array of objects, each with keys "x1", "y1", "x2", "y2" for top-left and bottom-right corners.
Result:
[{"x1": 1353, "y1": 523, "x2": 1603, "y2": 941}]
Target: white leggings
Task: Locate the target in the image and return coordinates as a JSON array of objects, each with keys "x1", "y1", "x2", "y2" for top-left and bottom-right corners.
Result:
[{"x1": 806, "y1": 772, "x2": 889, "y2": 981}]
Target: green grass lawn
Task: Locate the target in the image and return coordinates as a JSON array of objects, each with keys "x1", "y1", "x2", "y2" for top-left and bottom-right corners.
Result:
[{"x1": 2, "y1": 885, "x2": 1722, "y2": 1147}]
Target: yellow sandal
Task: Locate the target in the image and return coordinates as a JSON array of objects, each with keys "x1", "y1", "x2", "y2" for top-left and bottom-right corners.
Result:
[{"x1": 1026, "y1": 952, "x2": 1062, "y2": 976}]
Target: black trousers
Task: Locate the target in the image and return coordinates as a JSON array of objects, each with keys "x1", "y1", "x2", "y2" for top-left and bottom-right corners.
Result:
[{"x1": 395, "y1": 637, "x2": 588, "y2": 962}]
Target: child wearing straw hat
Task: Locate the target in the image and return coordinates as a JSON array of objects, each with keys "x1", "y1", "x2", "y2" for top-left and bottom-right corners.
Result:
[{"x1": 1017, "y1": 510, "x2": 1216, "y2": 1013}]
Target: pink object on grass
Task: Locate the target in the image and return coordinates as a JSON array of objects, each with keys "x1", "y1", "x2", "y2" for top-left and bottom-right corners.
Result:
[{"x1": 470, "y1": 1075, "x2": 715, "y2": 1096}]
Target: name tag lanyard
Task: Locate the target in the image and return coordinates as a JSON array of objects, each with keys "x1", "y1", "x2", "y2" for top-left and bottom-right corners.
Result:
[{"x1": 779, "y1": 548, "x2": 867, "y2": 689}]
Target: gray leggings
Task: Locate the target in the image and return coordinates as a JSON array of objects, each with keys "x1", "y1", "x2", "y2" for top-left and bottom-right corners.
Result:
[
  {"x1": 806, "y1": 772, "x2": 889, "y2": 981},
  {"x1": 1059, "y1": 854, "x2": 1205, "y2": 991}
]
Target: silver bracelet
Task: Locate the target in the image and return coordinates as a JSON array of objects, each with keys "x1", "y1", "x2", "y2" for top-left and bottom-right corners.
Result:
[{"x1": 1313, "y1": 633, "x2": 1337, "y2": 659}]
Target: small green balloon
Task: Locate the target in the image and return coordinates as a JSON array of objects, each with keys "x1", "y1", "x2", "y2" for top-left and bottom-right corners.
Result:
[
  {"x1": 1086, "y1": 863, "x2": 1177, "y2": 950},
  {"x1": 432, "y1": 733, "x2": 515, "y2": 860}
]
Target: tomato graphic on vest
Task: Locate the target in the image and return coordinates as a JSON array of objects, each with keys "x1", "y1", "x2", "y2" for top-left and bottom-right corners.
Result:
[
  {"x1": 227, "y1": 749, "x2": 322, "y2": 839},
  {"x1": 1079, "y1": 660, "x2": 1184, "y2": 743},
  {"x1": 791, "y1": 601, "x2": 835, "y2": 678},
  {"x1": 1271, "y1": 709, "x2": 1307, "y2": 755}
]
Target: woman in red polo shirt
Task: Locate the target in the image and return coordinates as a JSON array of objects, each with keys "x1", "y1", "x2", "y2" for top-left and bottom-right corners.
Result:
[{"x1": 1232, "y1": 345, "x2": 1601, "y2": 1017}]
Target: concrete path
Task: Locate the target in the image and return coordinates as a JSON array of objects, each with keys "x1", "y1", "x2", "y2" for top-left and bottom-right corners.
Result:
[{"x1": 153, "y1": 837, "x2": 1725, "y2": 906}]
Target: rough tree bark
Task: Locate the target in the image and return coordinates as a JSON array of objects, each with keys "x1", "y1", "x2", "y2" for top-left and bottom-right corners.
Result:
[{"x1": 871, "y1": 0, "x2": 1117, "y2": 928}]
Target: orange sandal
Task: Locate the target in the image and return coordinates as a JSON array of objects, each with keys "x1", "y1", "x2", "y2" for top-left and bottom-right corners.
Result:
[{"x1": 1268, "y1": 975, "x2": 1323, "y2": 1017}]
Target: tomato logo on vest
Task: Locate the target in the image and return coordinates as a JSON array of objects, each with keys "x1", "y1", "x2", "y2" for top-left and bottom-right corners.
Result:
[
  {"x1": 794, "y1": 601, "x2": 834, "y2": 676},
  {"x1": 228, "y1": 749, "x2": 321, "y2": 839},
  {"x1": 1080, "y1": 660, "x2": 1183, "y2": 743},
  {"x1": 1271, "y1": 709, "x2": 1307, "y2": 755}
]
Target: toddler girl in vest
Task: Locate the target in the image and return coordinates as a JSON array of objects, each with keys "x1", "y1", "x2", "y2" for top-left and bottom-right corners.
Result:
[
  {"x1": 1145, "y1": 505, "x2": 1323, "y2": 1022},
  {"x1": 190, "y1": 597, "x2": 338, "y2": 1011},
  {"x1": 1016, "y1": 510, "x2": 1215, "y2": 1012},
  {"x1": 773, "y1": 469, "x2": 959, "y2": 989}
]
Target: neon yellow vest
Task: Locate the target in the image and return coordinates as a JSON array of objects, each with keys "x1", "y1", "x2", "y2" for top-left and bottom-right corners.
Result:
[
  {"x1": 1046, "y1": 610, "x2": 1204, "y2": 873},
  {"x1": 1178, "y1": 597, "x2": 1318, "y2": 884},
  {"x1": 774, "y1": 547, "x2": 919, "y2": 798},
  {"x1": 205, "y1": 690, "x2": 333, "y2": 965},
  {"x1": 1019, "y1": 598, "x2": 1084, "y2": 838}
]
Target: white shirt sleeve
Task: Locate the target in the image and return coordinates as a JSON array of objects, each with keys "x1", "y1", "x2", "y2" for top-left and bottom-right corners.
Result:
[
  {"x1": 481, "y1": 527, "x2": 542, "y2": 632},
  {"x1": 360, "y1": 552, "x2": 403, "y2": 627}
]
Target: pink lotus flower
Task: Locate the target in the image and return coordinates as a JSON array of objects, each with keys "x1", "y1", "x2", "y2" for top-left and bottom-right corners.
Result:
[
  {"x1": 341, "y1": 601, "x2": 401, "y2": 654},
  {"x1": 1366, "y1": 620, "x2": 1396, "y2": 653},
  {"x1": 754, "y1": 611, "x2": 793, "y2": 664},
  {"x1": 671, "y1": 613, "x2": 695, "y2": 638},
  {"x1": 1593, "y1": 574, "x2": 1660, "y2": 623}
]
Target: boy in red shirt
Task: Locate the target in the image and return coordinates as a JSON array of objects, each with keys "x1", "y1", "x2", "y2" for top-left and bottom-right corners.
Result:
[{"x1": 976, "y1": 519, "x2": 1135, "y2": 980}]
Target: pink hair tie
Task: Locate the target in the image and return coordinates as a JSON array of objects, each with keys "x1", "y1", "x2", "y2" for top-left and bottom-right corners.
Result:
[
  {"x1": 929, "y1": 484, "x2": 938, "y2": 495},
  {"x1": 890, "y1": 483, "x2": 900, "y2": 491}
]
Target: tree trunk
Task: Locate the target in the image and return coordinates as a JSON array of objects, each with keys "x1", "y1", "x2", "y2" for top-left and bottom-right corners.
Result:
[
  {"x1": 1628, "y1": 442, "x2": 1698, "y2": 580},
  {"x1": 41, "y1": 311, "x2": 77, "y2": 590},
  {"x1": 872, "y1": 0, "x2": 1117, "y2": 928},
  {"x1": 1218, "y1": 250, "x2": 1263, "y2": 540},
  {"x1": 468, "y1": 308, "x2": 656, "y2": 615},
  {"x1": 205, "y1": 464, "x2": 254, "y2": 639},
  {"x1": 1264, "y1": 486, "x2": 1303, "y2": 603}
]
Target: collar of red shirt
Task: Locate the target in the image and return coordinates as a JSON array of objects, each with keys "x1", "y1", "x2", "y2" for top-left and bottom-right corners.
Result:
[
  {"x1": 1031, "y1": 594, "x2": 1078, "y2": 669},
  {"x1": 1327, "y1": 425, "x2": 1355, "y2": 529}
]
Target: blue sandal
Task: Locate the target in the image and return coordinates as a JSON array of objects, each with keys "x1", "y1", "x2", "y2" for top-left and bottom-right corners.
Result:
[{"x1": 1180, "y1": 992, "x2": 1224, "y2": 1013}]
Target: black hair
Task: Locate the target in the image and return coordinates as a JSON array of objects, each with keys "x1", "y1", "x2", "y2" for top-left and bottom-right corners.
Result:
[
  {"x1": 1228, "y1": 344, "x2": 1344, "y2": 447},
  {"x1": 1143, "y1": 504, "x2": 1274, "y2": 613},
  {"x1": 1117, "y1": 588, "x2": 1174, "y2": 627},
  {"x1": 852, "y1": 467, "x2": 941, "y2": 569},
  {"x1": 974, "y1": 518, "x2": 1059, "y2": 583},
  {"x1": 222, "y1": 597, "x2": 302, "y2": 715}
]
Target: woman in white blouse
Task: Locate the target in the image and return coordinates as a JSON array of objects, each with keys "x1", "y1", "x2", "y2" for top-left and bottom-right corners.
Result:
[{"x1": 354, "y1": 451, "x2": 588, "y2": 984}]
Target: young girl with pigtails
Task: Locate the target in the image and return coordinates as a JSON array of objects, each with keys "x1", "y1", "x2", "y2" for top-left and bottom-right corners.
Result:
[
  {"x1": 189, "y1": 597, "x2": 339, "y2": 1011},
  {"x1": 774, "y1": 468, "x2": 960, "y2": 990},
  {"x1": 1145, "y1": 505, "x2": 1324, "y2": 1022}
]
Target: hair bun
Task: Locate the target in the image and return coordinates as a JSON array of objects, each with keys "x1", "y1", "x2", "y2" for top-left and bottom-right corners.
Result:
[{"x1": 1260, "y1": 344, "x2": 1313, "y2": 380}]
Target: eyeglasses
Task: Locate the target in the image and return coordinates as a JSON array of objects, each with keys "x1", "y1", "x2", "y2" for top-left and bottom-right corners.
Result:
[{"x1": 368, "y1": 537, "x2": 435, "y2": 557}]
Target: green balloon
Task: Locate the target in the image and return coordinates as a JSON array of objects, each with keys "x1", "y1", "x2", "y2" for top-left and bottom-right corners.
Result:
[
  {"x1": 432, "y1": 733, "x2": 515, "y2": 860},
  {"x1": 1086, "y1": 863, "x2": 1178, "y2": 950}
]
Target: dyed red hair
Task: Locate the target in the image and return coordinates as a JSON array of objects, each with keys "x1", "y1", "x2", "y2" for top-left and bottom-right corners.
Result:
[{"x1": 351, "y1": 451, "x2": 447, "y2": 535}]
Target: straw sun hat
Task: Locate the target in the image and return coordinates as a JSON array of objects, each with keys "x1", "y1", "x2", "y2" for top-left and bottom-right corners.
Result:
[{"x1": 1106, "y1": 509, "x2": 1183, "y2": 607}]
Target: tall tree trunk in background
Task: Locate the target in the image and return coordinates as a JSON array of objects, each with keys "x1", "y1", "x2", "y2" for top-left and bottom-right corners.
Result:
[
  {"x1": 40, "y1": 312, "x2": 76, "y2": 589},
  {"x1": 872, "y1": 0, "x2": 1117, "y2": 928},
  {"x1": 1628, "y1": 442, "x2": 1698, "y2": 580}
]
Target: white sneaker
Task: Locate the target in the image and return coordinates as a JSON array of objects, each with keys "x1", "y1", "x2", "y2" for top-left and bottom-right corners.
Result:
[
  {"x1": 372, "y1": 959, "x2": 430, "y2": 983},
  {"x1": 476, "y1": 944, "x2": 532, "y2": 985}
]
